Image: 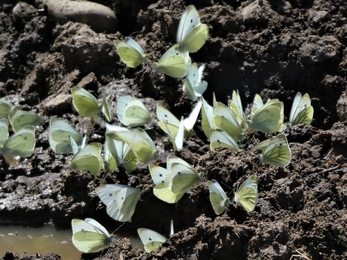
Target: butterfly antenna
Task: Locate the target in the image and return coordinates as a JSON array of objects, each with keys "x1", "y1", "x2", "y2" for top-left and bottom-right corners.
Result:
[
  {"x1": 170, "y1": 219, "x2": 174, "y2": 235},
  {"x1": 111, "y1": 222, "x2": 125, "y2": 236}
]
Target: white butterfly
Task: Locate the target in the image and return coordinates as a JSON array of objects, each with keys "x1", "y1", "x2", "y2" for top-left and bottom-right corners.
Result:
[
  {"x1": 95, "y1": 184, "x2": 141, "y2": 222},
  {"x1": 71, "y1": 218, "x2": 115, "y2": 253},
  {"x1": 288, "y1": 92, "x2": 314, "y2": 126},
  {"x1": 176, "y1": 5, "x2": 209, "y2": 53},
  {"x1": 253, "y1": 134, "x2": 291, "y2": 167},
  {"x1": 157, "y1": 98, "x2": 202, "y2": 138},
  {"x1": 208, "y1": 179, "x2": 229, "y2": 215},
  {"x1": 137, "y1": 228, "x2": 166, "y2": 253},
  {"x1": 183, "y1": 63, "x2": 208, "y2": 101},
  {"x1": 116, "y1": 94, "x2": 152, "y2": 127},
  {"x1": 106, "y1": 124, "x2": 157, "y2": 163}
]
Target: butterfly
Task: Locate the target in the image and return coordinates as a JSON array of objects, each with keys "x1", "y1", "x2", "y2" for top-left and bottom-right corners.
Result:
[
  {"x1": 137, "y1": 228, "x2": 166, "y2": 253},
  {"x1": 212, "y1": 101, "x2": 244, "y2": 141},
  {"x1": 69, "y1": 142, "x2": 103, "y2": 175},
  {"x1": 114, "y1": 37, "x2": 147, "y2": 68},
  {"x1": 71, "y1": 86, "x2": 101, "y2": 118},
  {"x1": 106, "y1": 124, "x2": 157, "y2": 163},
  {"x1": 1, "y1": 125, "x2": 36, "y2": 163},
  {"x1": 288, "y1": 92, "x2": 314, "y2": 126},
  {"x1": 157, "y1": 98, "x2": 202, "y2": 138},
  {"x1": 49, "y1": 118, "x2": 84, "y2": 154},
  {"x1": 248, "y1": 95, "x2": 284, "y2": 134},
  {"x1": 182, "y1": 63, "x2": 208, "y2": 101},
  {"x1": 95, "y1": 184, "x2": 141, "y2": 222},
  {"x1": 176, "y1": 5, "x2": 209, "y2": 53},
  {"x1": 167, "y1": 156, "x2": 201, "y2": 194},
  {"x1": 71, "y1": 218, "x2": 115, "y2": 253},
  {"x1": 0, "y1": 98, "x2": 15, "y2": 118},
  {"x1": 105, "y1": 136, "x2": 138, "y2": 173},
  {"x1": 162, "y1": 117, "x2": 185, "y2": 151},
  {"x1": 234, "y1": 175, "x2": 258, "y2": 212},
  {"x1": 149, "y1": 164, "x2": 185, "y2": 204},
  {"x1": 228, "y1": 90, "x2": 247, "y2": 125},
  {"x1": 253, "y1": 134, "x2": 291, "y2": 167},
  {"x1": 155, "y1": 44, "x2": 191, "y2": 78},
  {"x1": 8, "y1": 108, "x2": 43, "y2": 132},
  {"x1": 0, "y1": 118, "x2": 9, "y2": 147},
  {"x1": 208, "y1": 179, "x2": 229, "y2": 215},
  {"x1": 209, "y1": 129, "x2": 241, "y2": 152},
  {"x1": 200, "y1": 95, "x2": 216, "y2": 138},
  {"x1": 116, "y1": 94, "x2": 152, "y2": 127},
  {"x1": 149, "y1": 155, "x2": 200, "y2": 204}
]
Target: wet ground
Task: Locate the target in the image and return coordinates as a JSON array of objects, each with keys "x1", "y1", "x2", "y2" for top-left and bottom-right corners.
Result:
[{"x1": 1, "y1": 0, "x2": 347, "y2": 259}]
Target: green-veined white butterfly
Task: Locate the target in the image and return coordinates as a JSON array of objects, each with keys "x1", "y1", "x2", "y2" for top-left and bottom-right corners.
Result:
[
  {"x1": 155, "y1": 44, "x2": 191, "y2": 78},
  {"x1": 137, "y1": 228, "x2": 166, "y2": 253},
  {"x1": 106, "y1": 124, "x2": 157, "y2": 163},
  {"x1": 114, "y1": 37, "x2": 147, "y2": 68},
  {"x1": 209, "y1": 129, "x2": 241, "y2": 152},
  {"x1": 253, "y1": 134, "x2": 291, "y2": 167},
  {"x1": 69, "y1": 142, "x2": 103, "y2": 175},
  {"x1": 176, "y1": 5, "x2": 208, "y2": 53},
  {"x1": 116, "y1": 94, "x2": 152, "y2": 127},
  {"x1": 157, "y1": 98, "x2": 202, "y2": 137},
  {"x1": 0, "y1": 118, "x2": 9, "y2": 147},
  {"x1": 1, "y1": 125, "x2": 36, "y2": 164},
  {"x1": 248, "y1": 95, "x2": 284, "y2": 134},
  {"x1": 8, "y1": 108, "x2": 42, "y2": 132},
  {"x1": 71, "y1": 86, "x2": 101, "y2": 118},
  {"x1": 105, "y1": 135, "x2": 138, "y2": 172},
  {"x1": 201, "y1": 95, "x2": 216, "y2": 138},
  {"x1": 149, "y1": 164, "x2": 185, "y2": 204},
  {"x1": 95, "y1": 184, "x2": 141, "y2": 222},
  {"x1": 71, "y1": 218, "x2": 115, "y2": 253},
  {"x1": 0, "y1": 99, "x2": 15, "y2": 118},
  {"x1": 208, "y1": 179, "x2": 229, "y2": 215},
  {"x1": 234, "y1": 175, "x2": 258, "y2": 212},
  {"x1": 289, "y1": 92, "x2": 314, "y2": 126},
  {"x1": 212, "y1": 101, "x2": 244, "y2": 141},
  {"x1": 182, "y1": 63, "x2": 208, "y2": 101},
  {"x1": 228, "y1": 90, "x2": 247, "y2": 125},
  {"x1": 49, "y1": 118, "x2": 84, "y2": 154}
]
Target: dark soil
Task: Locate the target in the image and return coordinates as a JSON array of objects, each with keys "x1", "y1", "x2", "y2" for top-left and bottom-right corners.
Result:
[{"x1": 1, "y1": 0, "x2": 347, "y2": 259}]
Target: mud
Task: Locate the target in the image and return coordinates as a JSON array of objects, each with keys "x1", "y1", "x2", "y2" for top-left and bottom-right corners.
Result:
[{"x1": 0, "y1": 0, "x2": 347, "y2": 259}]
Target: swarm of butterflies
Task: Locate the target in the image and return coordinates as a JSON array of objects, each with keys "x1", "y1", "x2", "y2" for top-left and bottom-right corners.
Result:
[{"x1": 0, "y1": 5, "x2": 315, "y2": 255}]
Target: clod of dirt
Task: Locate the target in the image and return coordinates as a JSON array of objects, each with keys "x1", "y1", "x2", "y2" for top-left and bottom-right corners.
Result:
[{"x1": 35, "y1": 0, "x2": 117, "y2": 33}]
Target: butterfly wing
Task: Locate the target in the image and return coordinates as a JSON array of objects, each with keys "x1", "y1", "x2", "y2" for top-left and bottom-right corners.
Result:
[
  {"x1": 0, "y1": 119, "x2": 9, "y2": 147},
  {"x1": 234, "y1": 175, "x2": 258, "y2": 212},
  {"x1": 183, "y1": 98, "x2": 202, "y2": 133},
  {"x1": 201, "y1": 97, "x2": 214, "y2": 138},
  {"x1": 212, "y1": 101, "x2": 243, "y2": 141},
  {"x1": 157, "y1": 103, "x2": 180, "y2": 136},
  {"x1": 260, "y1": 134, "x2": 291, "y2": 167},
  {"x1": 49, "y1": 118, "x2": 83, "y2": 154},
  {"x1": 71, "y1": 218, "x2": 112, "y2": 253},
  {"x1": 0, "y1": 99, "x2": 15, "y2": 118},
  {"x1": 69, "y1": 142, "x2": 103, "y2": 174},
  {"x1": 249, "y1": 99, "x2": 283, "y2": 134},
  {"x1": 176, "y1": 5, "x2": 208, "y2": 53},
  {"x1": 210, "y1": 129, "x2": 241, "y2": 152},
  {"x1": 114, "y1": 37, "x2": 146, "y2": 68},
  {"x1": 71, "y1": 86, "x2": 101, "y2": 117},
  {"x1": 153, "y1": 182, "x2": 185, "y2": 204},
  {"x1": 2, "y1": 125, "x2": 35, "y2": 158},
  {"x1": 169, "y1": 162, "x2": 200, "y2": 194},
  {"x1": 289, "y1": 93, "x2": 313, "y2": 125},
  {"x1": 208, "y1": 179, "x2": 229, "y2": 215},
  {"x1": 8, "y1": 108, "x2": 43, "y2": 132},
  {"x1": 137, "y1": 228, "x2": 166, "y2": 253},
  {"x1": 155, "y1": 44, "x2": 191, "y2": 78}
]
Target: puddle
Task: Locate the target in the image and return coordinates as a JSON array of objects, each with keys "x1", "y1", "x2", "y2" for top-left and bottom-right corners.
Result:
[{"x1": 0, "y1": 223, "x2": 141, "y2": 258}]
